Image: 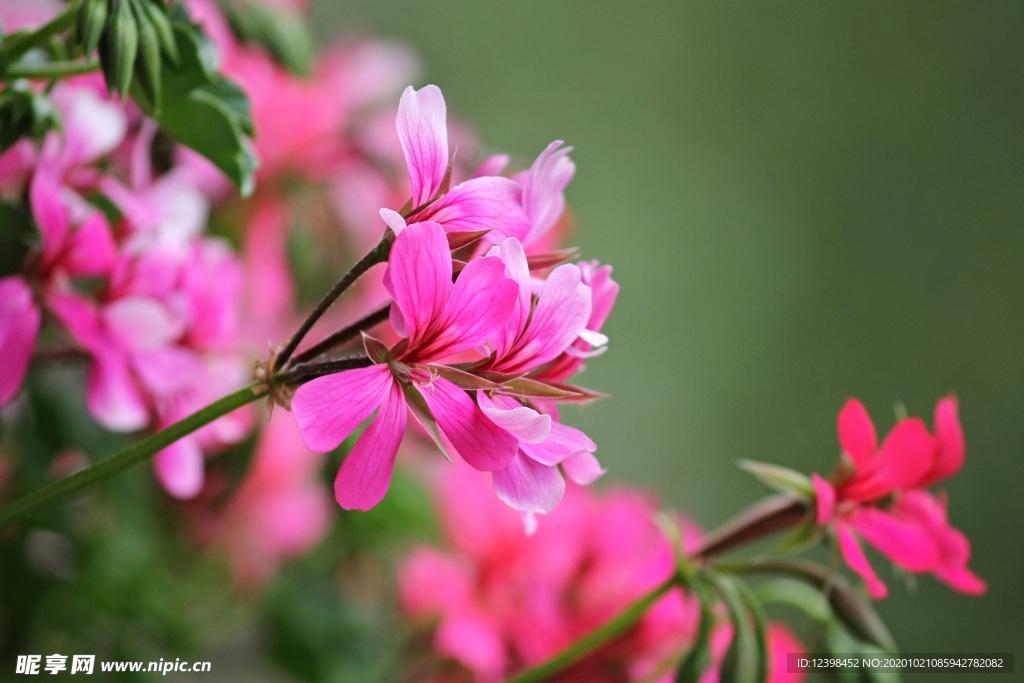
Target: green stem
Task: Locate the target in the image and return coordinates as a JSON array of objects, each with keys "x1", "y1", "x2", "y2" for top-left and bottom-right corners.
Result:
[
  {"x1": 4, "y1": 59, "x2": 101, "y2": 80},
  {"x1": 1, "y1": 4, "x2": 77, "y2": 68},
  {"x1": 274, "y1": 231, "x2": 394, "y2": 371},
  {"x1": 507, "y1": 574, "x2": 679, "y2": 683},
  {"x1": 290, "y1": 303, "x2": 391, "y2": 366},
  {"x1": 0, "y1": 383, "x2": 267, "y2": 528}
]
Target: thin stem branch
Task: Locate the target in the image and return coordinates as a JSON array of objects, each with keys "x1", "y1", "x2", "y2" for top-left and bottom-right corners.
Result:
[
  {"x1": 274, "y1": 231, "x2": 394, "y2": 371},
  {"x1": 0, "y1": 383, "x2": 267, "y2": 528},
  {"x1": 5, "y1": 59, "x2": 101, "y2": 80},
  {"x1": 290, "y1": 303, "x2": 391, "y2": 366},
  {"x1": 271, "y1": 355, "x2": 373, "y2": 387},
  {"x1": 691, "y1": 494, "x2": 809, "y2": 561},
  {"x1": 507, "y1": 574, "x2": 680, "y2": 683},
  {"x1": 0, "y1": 3, "x2": 77, "y2": 69}
]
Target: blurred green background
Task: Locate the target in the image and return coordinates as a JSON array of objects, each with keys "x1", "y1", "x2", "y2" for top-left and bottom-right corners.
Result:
[{"x1": 316, "y1": 0, "x2": 1023, "y2": 659}]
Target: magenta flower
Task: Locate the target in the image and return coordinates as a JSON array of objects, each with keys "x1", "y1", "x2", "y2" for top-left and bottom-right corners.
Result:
[
  {"x1": 812, "y1": 396, "x2": 985, "y2": 599},
  {"x1": 291, "y1": 221, "x2": 521, "y2": 510},
  {"x1": 0, "y1": 277, "x2": 40, "y2": 406},
  {"x1": 384, "y1": 85, "x2": 530, "y2": 241},
  {"x1": 471, "y1": 238, "x2": 607, "y2": 517}
]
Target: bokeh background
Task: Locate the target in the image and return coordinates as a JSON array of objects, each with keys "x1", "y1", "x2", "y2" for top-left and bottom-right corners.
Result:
[{"x1": 314, "y1": 0, "x2": 1023, "y2": 660}]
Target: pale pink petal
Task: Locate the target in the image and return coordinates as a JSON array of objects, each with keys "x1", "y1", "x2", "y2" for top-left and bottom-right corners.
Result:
[
  {"x1": 493, "y1": 453, "x2": 565, "y2": 514},
  {"x1": 154, "y1": 438, "x2": 204, "y2": 499},
  {"x1": 383, "y1": 221, "x2": 451, "y2": 345},
  {"x1": 837, "y1": 398, "x2": 877, "y2": 469},
  {"x1": 291, "y1": 364, "x2": 393, "y2": 452},
  {"x1": 521, "y1": 140, "x2": 575, "y2": 245},
  {"x1": 835, "y1": 524, "x2": 888, "y2": 599},
  {"x1": 419, "y1": 176, "x2": 530, "y2": 242},
  {"x1": 85, "y1": 352, "x2": 149, "y2": 431},
  {"x1": 579, "y1": 261, "x2": 620, "y2": 332},
  {"x1": 927, "y1": 395, "x2": 964, "y2": 484},
  {"x1": 379, "y1": 207, "x2": 407, "y2": 234},
  {"x1": 435, "y1": 614, "x2": 506, "y2": 682},
  {"x1": 848, "y1": 508, "x2": 940, "y2": 571},
  {"x1": 398, "y1": 547, "x2": 473, "y2": 617},
  {"x1": 334, "y1": 377, "x2": 407, "y2": 510},
  {"x1": 0, "y1": 277, "x2": 40, "y2": 405},
  {"x1": 473, "y1": 153, "x2": 509, "y2": 178},
  {"x1": 478, "y1": 393, "x2": 551, "y2": 444},
  {"x1": 811, "y1": 474, "x2": 836, "y2": 526},
  {"x1": 520, "y1": 420, "x2": 596, "y2": 467},
  {"x1": 50, "y1": 85, "x2": 127, "y2": 167},
  {"x1": 499, "y1": 263, "x2": 591, "y2": 373},
  {"x1": 417, "y1": 377, "x2": 517, "y2": 472},
  {"x1": 397, "y1": 84, "x2": 448, "y2": 208},
  {"x1": 561, "y1": 451, "x2": 606, "y2": 485},
  {"x1": 101, "y1": 297, "x2": 182, "y2": 351},
  {"x1": 420, "y1": 254, "x2": 518, "y2": 360}
]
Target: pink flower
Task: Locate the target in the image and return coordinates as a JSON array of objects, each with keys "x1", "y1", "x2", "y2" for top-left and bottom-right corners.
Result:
[
  {"x1": 472, "y1": 238, "x2": 606, "y2": 517},
  {"x1": 384, "y1": 85, "x2": 530, "y2": 242},
  {"x1": 399, "y1": 464, "x2": 702, "y2": 683},
  {"x1": 0, "y1": 277, "x2": 40, "y2": 405},
  {"x1": 515, "y1": 140, "x2": 576, "y2": 250},
  {"x1": 213, "y1": 411, "x2": 332, "y2": 589},
  {"x1": 812, "y1": 397, "x2": 985, "y2": 599},
  {"x1": 291, "y1": 221, "x2": 521, "y2": 510}
]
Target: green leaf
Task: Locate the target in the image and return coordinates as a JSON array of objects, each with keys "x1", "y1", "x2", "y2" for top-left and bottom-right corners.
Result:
[
  {"x1": 768, "y1": 517, "x2": 823, "y2": 555},
  {"x1": 219, "y1": 0, "x2": 314, "y2": 75},
  {"x1": 826, "y1": 574, "x2": 897, "y2": 654},
  {"x1": 361, "y1": 332, "x2": 390, "y2": 364},
  {"x1": 709, "y1": 572, "x2": 768, "y2": 683},
  {"x1": 752, "y1": 577, "x2": 831, "y2": 622},
  {"x1": 675, "y1": 581, "x2": 716, "y2": 683},
  {"x1": 0, "y1": 83, "x2": 60, "y2": 153},
  {"x1": 738, "y1": 459, "x2": 815, "y2": 499}
]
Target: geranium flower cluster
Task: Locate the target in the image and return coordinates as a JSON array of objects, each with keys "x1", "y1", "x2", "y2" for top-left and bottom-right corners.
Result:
[
  {"x1": 398, "y1": 465, "x2": 805, "y2": 682},
  {"x1": 291, "y1": 84, "x2": 618, "y2": 519},
  {"x1": 811, "y1": 396, "x2": 986, "y2": 599},
  {"x1": 0, "y1": 70, "x2": 250, "y2": 498}
]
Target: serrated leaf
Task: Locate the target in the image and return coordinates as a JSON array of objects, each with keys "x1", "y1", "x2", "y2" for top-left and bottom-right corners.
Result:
[
  {"x1": 675, "y1": 581, "x2": 716, "y2": 683},
  {"x1": 401, "y1": 382, "x2": 452, "y2": 464},
  {"x1": 738, "y1": 459, "x2": 814, "y2": 499}
]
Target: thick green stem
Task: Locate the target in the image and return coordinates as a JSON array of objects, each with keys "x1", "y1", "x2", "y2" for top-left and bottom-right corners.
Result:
[
  {"x1": 507, "y1": 574, "x2": 679, "y2": 683},
  {"x1": 0, "y1": 4, "x2": 77, "y2": 69},
  {"x1": 274, "y1": 231, "x2": 394, "y2": 371},
  {"x1": 4, "y1": 59, "x2": 100, "y2": 80},
  {"x1": 0, "y1": 383, "x2": 267, "y2": 528}
]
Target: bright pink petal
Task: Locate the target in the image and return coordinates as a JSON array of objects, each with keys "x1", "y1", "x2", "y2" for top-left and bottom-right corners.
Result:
[
  {"x1": 493, "y1": 453, "x2": 566, "y2": 514},
  {"x1": 488, "y1": 237, "x2": 532, "y2": 358},
  {"x1": 45, "y1": 288, "x2": 103, "y2": 351},
  {"x1": 811, "y1": 474, "x2": 836, "y2": 526},
  {"x1": 768, "y1": 623, "x2": 807, "y2": 683},
  {"x1": 334, "y1": 377, "x2": 407, "y2": 510},
  {"x1": 291, "y1": 364, "x2": 393, "y2": 452},
  {"x1": 417, "y1": 377, "x2": 517, "y2": 472},
  {"x1": 0, "y1": 277, "x2": 40, "y2": 405},
  {"x1": 499, "y1": 263, "x2": 591, "y2": 373},
  {"x1": 896, "y1": 491, "x2": 986, "y2": 595},
  {"x1": 419, "y1": 176, "x2": 530, "y2": 242},
  {"x1": 85, "y1": 352, "x2": 149, "y2": 431},
  {"x1": 848, "y1": 507, "x2": 940, "y2": 571},
  {"x1": 29, "y1": 168, "x2": 68, "y2": 269},
  {"x1": 397, "y1": 84, "x2": 448, "y2": 208},
  {"x1": 64, "y1": 211, "x2": 116, "y2": 276},
  {"x1": 478, "y1": 392, "x2": 551, "y2": 444},
  {"x1": 154, "y1": 438, "x2": 204, "y2": 499},
  {"x1": 561, "y1": 451, "x2": 606, "y2": 485},
  {"x1": 419, "y1": 254, "x2": 518, "y2": 360},
  {"x1": 927, "y1": 395, "x2": 964, "y2": 485},
  {"x1": 842, "y1": 418, "x2": 934, "y2": 501},
  {"x1": 384, "y1": 221, "x2": 451, "y2": 345},
  {"x1": 835, "y1": 524, "x2": 888, "y2": 599},
  {"x1": 837, "y1": 398, "x2": 877, "y2": 470},
  {"x1": 398, "y1": 547, "x2": 473, "y2": 617}
]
